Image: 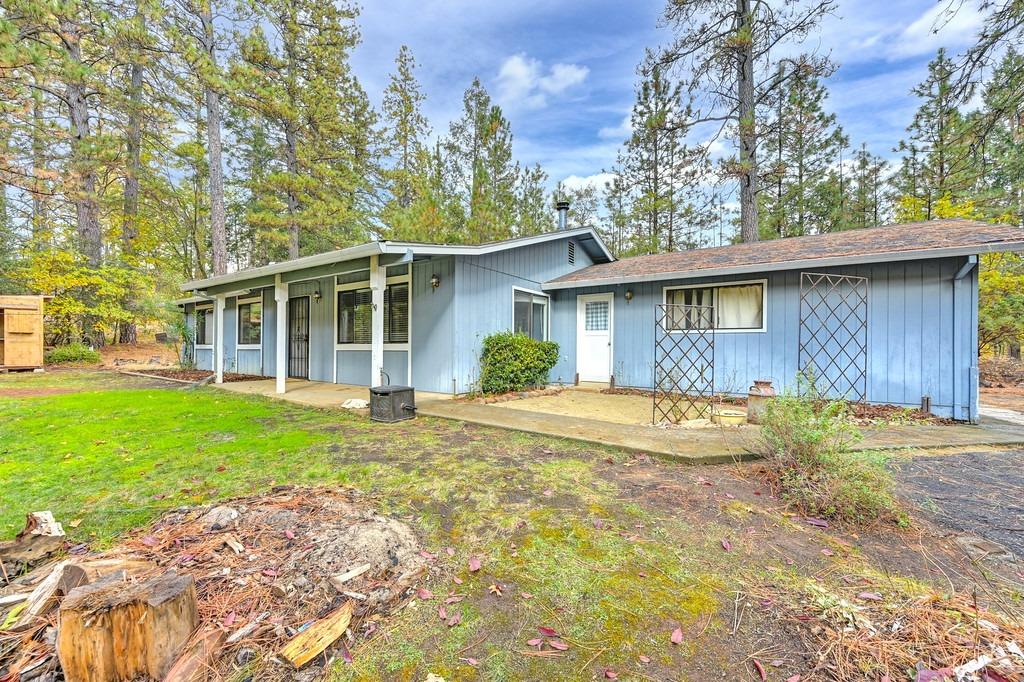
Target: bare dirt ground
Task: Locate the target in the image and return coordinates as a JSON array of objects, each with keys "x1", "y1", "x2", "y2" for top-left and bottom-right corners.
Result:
[
  {"x1": 896, "y1": 449, "x2": 1024, "y2": 558},
  {"x1": 982, "y1": 386, "x2": 1024, "y2": 412},
  {"x1": 98, "y1": 340, "x2": 178, "y2": 368}
]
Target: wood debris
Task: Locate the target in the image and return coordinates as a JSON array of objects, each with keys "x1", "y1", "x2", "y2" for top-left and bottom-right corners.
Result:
[
  {"x1": 0, "y1": 488, "x2": 429, "y2": 681},
  {"x1": 278, "y1": 600, "x2": 354, "y2": 668},
  {"x1": 0, "y1": 511, "x2": 65, "y2": 574}
]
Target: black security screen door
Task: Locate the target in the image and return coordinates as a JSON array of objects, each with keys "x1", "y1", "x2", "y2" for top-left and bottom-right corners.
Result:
[{"x1": 288, "y1": 297, "x2": 310, "y2": 379}]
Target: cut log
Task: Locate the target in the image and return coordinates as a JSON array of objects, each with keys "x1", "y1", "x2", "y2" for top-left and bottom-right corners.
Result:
[
  {"x1": 163, "y1": 627, "x2": 225, "y2": 682},
  {"x1": 57, "y1": 570, "x2": 198, "y2": 682},
  {"x1": 0, "y1": 512, "x2": 65, "y2": 572},
  {"x1": 58, "y1": 557, "x2": 153, "y2": 594},
  {"x1": 278, "y1": 600, "x2": 354, "y2": 669},
  {"x1": 12, "y1": 559, "x2": 71, "y2": 630}
]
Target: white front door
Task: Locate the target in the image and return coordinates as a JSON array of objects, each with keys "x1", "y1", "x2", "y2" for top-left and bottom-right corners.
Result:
[{"x1": 576, "y1": 293, "x2": 613, "y2": 382}]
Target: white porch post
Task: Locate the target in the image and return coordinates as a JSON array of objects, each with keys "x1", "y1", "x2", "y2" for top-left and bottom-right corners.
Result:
[
  {"x1": 213, "y1": 294, "x2": 225, "y2": 384},
  {"x1": 274, "y1": 275, "x2": 288, "y2": 394},
  {"x1": 370, "y1": 254, "x2": 385, "y2": 387}
]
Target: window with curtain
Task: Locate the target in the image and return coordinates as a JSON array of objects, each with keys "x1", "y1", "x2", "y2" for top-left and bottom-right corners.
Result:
[
  {"x1": 665, "y1": 282, "x2": 764, "y2": 331},
  {"x1": 337, "y1": 282, "x2": 409, "y2": 344},
  {"x1": 513, "y1": 289, "x2": 548, "y2": 341},
  {"x1": 237, "y1": 300, "x2": 262, "y2": 345},
  {"x1": 195, "y1": 308, "x2": 213, "y2": 345}
]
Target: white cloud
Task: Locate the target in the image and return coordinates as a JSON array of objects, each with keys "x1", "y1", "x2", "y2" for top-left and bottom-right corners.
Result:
[
  {"x1": 598, "y1": 113, "x2": 631, "y2": 140},
  {"x1": 558, "y1": 172, "x2": 617, "y2": 191},
  {"x1": 496, "y1": 53, "x2": 589, "y2": 109},
  {"x1": 888, "y1": 1, "x2": 983, "y2": 59}
]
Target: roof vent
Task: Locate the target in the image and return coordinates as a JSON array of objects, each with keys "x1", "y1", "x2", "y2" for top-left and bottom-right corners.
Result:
[
  {"x1": 556, "y1": 200, "x2": 570, "y2": 231},
  {"x1": 568, "y1": 240, "x2": 576, "y2": 265}
]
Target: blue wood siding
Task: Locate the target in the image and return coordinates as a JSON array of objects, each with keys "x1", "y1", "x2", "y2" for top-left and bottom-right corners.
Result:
[
  {"x1": 548, "y1": 256, "x2": 978, "y2": 419},
  {"x1": 450, "y1": 235, "x2": 592, "y2": 393},
  {"x1": 262, "y1": 287, "x2": 277, "y2": 377},
  {"x1": 411, "y1": 257, "x2": 455, "y2": 393},
  {"x1": 288, "y1": 278, "x2": 334, "y2": 382},
  {"x1": 223, "y1": 297, "x2": 237, "y2": 373}
]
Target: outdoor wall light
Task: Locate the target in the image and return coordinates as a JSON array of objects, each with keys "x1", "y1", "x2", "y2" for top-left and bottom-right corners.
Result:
[
  {"x1": 624, "y1": 289, "x2": 634, "y2": 302},
  {"x1": 312, "y1": 290, "x2": 322, "y2": 302},
  {"x1": 430, "y1": 274, "x2": 441, "y2": 289}
]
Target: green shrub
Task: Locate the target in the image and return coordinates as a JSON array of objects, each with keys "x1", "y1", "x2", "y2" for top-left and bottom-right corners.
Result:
[
  {"x1": 758, "y1": 381, "x2": 906, "y2": 526},
  {"x1": 479, "y1": 332, "x2": 559, "y2": 394},
  {"x1": 44, "y1": 342, "x2": 102, "y2": 365}
]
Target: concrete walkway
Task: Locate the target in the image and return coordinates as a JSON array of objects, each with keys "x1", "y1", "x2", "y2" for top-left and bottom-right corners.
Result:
[
  {"x1": 216, "y1": 378, "x2": 450, "y2": 410},
  {"x1": 417, "y1": 399, "x2": 1024, "y2": 464}
]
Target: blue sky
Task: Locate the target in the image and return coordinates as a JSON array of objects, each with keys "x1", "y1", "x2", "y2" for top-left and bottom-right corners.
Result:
[{"x1": 351, "y1": 0, "x2": 985, "y2": 191}]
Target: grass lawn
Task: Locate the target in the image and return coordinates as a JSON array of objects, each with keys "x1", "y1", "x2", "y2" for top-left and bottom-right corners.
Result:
[{"x1": 1, "y1": 370, "x2": 1020, "y2": 681}]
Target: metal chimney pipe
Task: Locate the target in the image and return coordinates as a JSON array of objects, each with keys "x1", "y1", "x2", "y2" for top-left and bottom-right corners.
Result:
[{"x1": 556, "y1": 200, "x2": 570, "y2": 230}]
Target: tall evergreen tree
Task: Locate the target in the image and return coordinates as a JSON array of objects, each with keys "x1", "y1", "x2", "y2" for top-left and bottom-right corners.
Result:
[
  {"x1": 231, "y1": 0, "x2": 370, "y2": 259},
  {"x1": 759, "y1": 66, "x2": 848, "y2": 237},
  {"x1": 381, "y1": 44, "x2": 429, "y2": 235}
]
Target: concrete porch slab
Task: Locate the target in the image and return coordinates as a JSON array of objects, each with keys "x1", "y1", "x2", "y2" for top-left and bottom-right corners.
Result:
[
  {"x1": 216, "y1": 378, "x2": 450, "y2": 410},
  {"x1": 417, "y1": 398, "x2": 1024, "y2": 465}
]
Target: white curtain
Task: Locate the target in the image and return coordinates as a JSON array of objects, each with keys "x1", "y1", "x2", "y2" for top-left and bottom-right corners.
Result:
[{"x1": 717, "y1": 285, "x2": 763, "y2": 329}]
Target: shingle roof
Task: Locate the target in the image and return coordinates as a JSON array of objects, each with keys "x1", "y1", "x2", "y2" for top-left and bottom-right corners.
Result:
[{"x1": 544, "y1": 219, "x2": 1024, "y2": 289}]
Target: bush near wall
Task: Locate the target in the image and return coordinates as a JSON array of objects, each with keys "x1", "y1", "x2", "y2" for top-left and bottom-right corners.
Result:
[
  {"x1": 479, "y1": 332, "x2": 559, "y2": 394},
  {"x1": 44, "y1": 342, "x2": 102, "y2": 365}
]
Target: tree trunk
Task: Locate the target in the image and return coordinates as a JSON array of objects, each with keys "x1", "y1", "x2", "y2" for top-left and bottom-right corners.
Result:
[
  {"x1": 119, "y1": 8, "x2": 145, "y2": 346},
  {"x1": 31, "y1": 80, "x2": 47, "y2": 240},
  {"x1": 200, "y1": 3, "x2": 227, "y2": 276},
  {"x1": 285, "y1": 124, "x2": 300, "y2": 258},
  {"x1": 62, "y1": 18, "x2": 102, "y2": 267},
  {"x1": 736, "y1": 0, "x2": 759, "y2": 243}
]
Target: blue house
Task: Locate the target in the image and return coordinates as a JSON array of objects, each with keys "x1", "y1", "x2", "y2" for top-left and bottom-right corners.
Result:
[{"x1": 179, "y1": 217, "x2": 1023, "y2": 422}]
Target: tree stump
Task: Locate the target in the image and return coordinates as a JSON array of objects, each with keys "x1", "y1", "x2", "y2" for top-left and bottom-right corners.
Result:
[{"x1": 57, "y1": 571, "x2": 198, "y2": 682}]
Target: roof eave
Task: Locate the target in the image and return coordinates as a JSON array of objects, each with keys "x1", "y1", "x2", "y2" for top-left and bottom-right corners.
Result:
[
  {"x1": 180, "y1": 242, "x2": 384, "y2": 292},
  {"x1": 542, "y1": 242, "x2": 1024, "y2": 290}
]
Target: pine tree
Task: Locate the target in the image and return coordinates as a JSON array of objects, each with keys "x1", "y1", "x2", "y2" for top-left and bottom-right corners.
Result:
[
  {"x1": 759, "y1": 66, "x2": 848, "y2": 237},
  {"x1": 231, "y1": 0, "x2": 369, "y2": 259},
  {"x1": 381, "y1": 45, "x2": 429, "y2": 235},
  {"x1": 444, "y1": 79, "x2": 519, "y2": 242},
  {"x1": 619, "y1": 62, "x2": 706, "y2": 254},
  {"x1": 892, "y1": 49, "x2": 973, "y2": 221}
]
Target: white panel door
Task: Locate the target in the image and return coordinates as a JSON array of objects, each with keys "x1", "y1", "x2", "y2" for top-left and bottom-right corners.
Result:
[{"x1": 576, "y1": 293, "x2": 613, "y2": 382}]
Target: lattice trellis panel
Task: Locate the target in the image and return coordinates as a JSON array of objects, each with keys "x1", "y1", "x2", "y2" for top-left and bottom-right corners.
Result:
[
  {"x1": 798, "y1": 272, "x2": 869, "y2": 401},
  {"x1": 654, "y1": 304, "x2": 715, "y2": 423}
]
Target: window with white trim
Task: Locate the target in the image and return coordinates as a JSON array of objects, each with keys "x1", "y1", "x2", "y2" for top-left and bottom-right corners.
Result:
[
  {"x1": 237, "y1": 299, "x2": 262, "y2": 345},
  {"x1": 665, "y1": 281, "x2": 765, "y2": 331},
  {"x1": 513, "y1": 289, "x2": 549, "y2": 341},
  {"x1": 195, "y1": 307, "x2": 213, "y2": 346},
  {"x1": 337, "y1": 283, "x2": 409, "y2": 344}
]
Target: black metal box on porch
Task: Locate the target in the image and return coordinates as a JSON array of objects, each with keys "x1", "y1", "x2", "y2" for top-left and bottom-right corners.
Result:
[{"x1": 369, "y1": 385, "x2": 416, "y2": 422}]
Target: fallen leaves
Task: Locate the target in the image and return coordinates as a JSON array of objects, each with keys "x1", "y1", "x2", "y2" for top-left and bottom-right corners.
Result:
[
  {"x1": 488, "y1": 583, "x2": 502, "y2": 597},
  {"x1": 468, "y1": 556, "x2": 482, "y2": 572},
  {"x1": 752, "y1": 659, "x2": 767, "y2": 681},
  {"x1": 670, "y1": 627, "x2": 683, "y2": 645},
  {"x1": 416, "y1": 588, "x2": 434, "y2": 600},
  {"x1": 538, "y1": 626, "x2": 558, "y2": 637},
  {"x1": 547, "y1": 639, "x2": 569, "y2": 651},
  {"x1": 721, "y1": 538, "x2": 732, "y2": 551}
]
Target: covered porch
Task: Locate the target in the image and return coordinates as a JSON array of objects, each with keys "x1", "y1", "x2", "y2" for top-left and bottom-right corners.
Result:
[{"x1": 216, "y1": 378, "x2": 452, "y2": 409}]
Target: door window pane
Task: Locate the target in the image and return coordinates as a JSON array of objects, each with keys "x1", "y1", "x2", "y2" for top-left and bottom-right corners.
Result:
[{"x1": 585, "y1": 301, "x2": 608, "y2": 331}]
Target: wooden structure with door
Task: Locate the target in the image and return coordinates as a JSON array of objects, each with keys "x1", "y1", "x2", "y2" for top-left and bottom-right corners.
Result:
[{"x1": 0, "y1": 295, "x2": 49, "y2": 370}]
